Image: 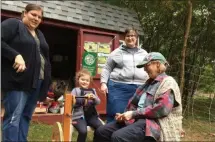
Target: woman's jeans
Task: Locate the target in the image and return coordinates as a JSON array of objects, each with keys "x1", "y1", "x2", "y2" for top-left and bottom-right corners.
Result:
[
  {"x1": 107, "y1": 80, "x2": 138, "y2": 123},
  {"x1": 93, "y1": 119, "x2": 156, "y2": 142},
  {"x1": 2, "y1": 80, "x2": 43, "y2": 142}
]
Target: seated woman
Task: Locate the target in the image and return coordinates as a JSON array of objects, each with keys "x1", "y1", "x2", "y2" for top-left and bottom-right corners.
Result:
[{"x1": 94, "y1": 52, "x2": 183, "y2": 142}]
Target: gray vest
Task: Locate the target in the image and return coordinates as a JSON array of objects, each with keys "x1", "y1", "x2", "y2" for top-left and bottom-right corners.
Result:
[{"x1": 155, "y1": 76, "x2": 183, "y2": 141}]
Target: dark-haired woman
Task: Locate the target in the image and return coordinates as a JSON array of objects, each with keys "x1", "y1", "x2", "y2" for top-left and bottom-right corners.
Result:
[
  {"x1": 100, "y1": 27, "x2": 148, "y2": 123},
  {"x1": 1, "y1": 4, "x2": 51, "y2": 141}
]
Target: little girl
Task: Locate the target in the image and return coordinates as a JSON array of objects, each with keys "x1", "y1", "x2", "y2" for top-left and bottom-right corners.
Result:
[{"x1": 71, "y1": 69, "x2": 103, "y2": 142}]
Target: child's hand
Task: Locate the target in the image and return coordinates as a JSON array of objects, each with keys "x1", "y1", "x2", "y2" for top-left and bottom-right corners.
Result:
[{"x1": 85, "y1": 93, "x2": 96, "y2": 100}]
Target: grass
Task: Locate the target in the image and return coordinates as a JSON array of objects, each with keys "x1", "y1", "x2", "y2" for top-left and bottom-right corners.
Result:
[
  {"x1": 28, "y1": 122, "x2": 52, "y2": 141},
  {"x1": 181, "y1": 95, "x2": 215, "y2": 141},
  {"x1": 182, "y1": 119, "x2": 215, "y2": 141},
  {"x1": 28, "y1": 96, "x2": 215, "y2": 141},
  {"x1": 28, "y1": 122, "x2": 94, "y2": 141}
]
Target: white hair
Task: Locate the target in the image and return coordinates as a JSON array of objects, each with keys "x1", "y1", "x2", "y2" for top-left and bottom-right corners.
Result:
[{"x1": 159, "y1": 62, "x2": 167, "y2": 73}]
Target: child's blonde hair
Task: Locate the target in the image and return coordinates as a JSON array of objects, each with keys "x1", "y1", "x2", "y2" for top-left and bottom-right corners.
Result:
[{"x1": 75, "y1": 68, "x2": 93, "y2": 85}]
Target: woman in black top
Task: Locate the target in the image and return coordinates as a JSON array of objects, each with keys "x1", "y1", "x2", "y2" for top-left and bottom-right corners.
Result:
[{"x1": 1, "y1": 4, "x2": 51, "y2": 142}]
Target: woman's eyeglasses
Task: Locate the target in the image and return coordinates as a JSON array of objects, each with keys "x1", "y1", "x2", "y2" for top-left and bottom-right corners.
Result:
[{"x1": 125, "y1": 35, "x2": 136, "y2": 38}]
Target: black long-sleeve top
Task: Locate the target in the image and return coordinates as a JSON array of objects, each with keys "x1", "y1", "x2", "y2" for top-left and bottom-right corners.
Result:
[{"x1": 1, "y1": 18, "x2": 51, "y2": 101}]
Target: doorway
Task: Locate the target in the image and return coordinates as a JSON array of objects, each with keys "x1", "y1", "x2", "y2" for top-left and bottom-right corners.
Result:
[{"x1": 39, "y1": 23, "x2": 78, "y2": 90}]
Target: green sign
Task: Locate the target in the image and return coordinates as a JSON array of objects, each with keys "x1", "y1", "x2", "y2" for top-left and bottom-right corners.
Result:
[{"x1": 82, "y1": 51, "x2": 97, "y2": 76}]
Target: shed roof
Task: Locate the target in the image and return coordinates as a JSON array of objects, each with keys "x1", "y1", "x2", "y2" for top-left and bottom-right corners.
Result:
[{"x1": 1, "y1": 1, "x2": 143, "y2": 35}]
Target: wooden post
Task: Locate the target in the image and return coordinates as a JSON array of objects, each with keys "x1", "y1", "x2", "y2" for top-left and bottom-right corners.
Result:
[{"x1": 63, "y1": 94, "x2": 72, "y2": 141}]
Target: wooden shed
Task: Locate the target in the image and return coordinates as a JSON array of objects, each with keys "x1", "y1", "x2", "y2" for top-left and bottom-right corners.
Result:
[{"x1": 1, "y1": 1, "x2": 143, "y2": 123}]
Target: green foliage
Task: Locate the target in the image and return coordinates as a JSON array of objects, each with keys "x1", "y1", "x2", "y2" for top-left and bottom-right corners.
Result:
[
  {"x1": 102, "y1": 0, "x2": 125, "y2": 8},
  {"x1": 104, "y1": 0, "x2": 215, "y2": 98},
  {"x1": 198, "y1": 64, "x2": 215, "y2": 93}
]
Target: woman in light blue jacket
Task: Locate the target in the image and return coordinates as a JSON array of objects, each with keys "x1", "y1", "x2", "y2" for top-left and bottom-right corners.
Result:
[{"x1": 100, "y1": 27, "x2": 148, "y2": 123}]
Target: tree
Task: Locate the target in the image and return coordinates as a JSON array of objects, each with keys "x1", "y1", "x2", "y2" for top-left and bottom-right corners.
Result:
[
  {"x1": 180, "y1": 0, "x2": 192, "y2": 107},
  {"x1": 104, "y1": 0, "x2": 215, "y2": 111}
]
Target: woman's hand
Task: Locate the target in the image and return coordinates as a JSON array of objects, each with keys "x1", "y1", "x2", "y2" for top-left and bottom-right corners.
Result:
[
  {"x1": 101, "y1": 83, "x2": 108, "y2": 94},
  {"x1": 13, "y1": 54, "x2": 26, "y2": 73},
  {"x1": 115, "y1": 113, "x2": 124, "y2": 122},
  {"x1": 121, "y1": 111, "x2": 133, "y2": 121},
  {"x1": 115, "y1": 111, "x2": 133, "y2": 121}
]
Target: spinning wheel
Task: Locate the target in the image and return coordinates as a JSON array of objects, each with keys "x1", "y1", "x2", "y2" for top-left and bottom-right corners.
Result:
[
  {"x1": 51, "y1": 94, "x2": 88, "y2": 141},
  {"x1": 52, "y1": 122, "x2": 64, "y2": 141}
]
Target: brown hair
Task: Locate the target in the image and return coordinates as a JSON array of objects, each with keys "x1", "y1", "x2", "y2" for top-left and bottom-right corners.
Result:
[
  {"x1": 75, "y1": 68, "x2": 93, "y2": 85},
  {"x1": 124, "y1": 27, "x2": 138, "y2": 38},
  {"x1": 21, "y1": 4, "x2": 43, "y2": 19}
]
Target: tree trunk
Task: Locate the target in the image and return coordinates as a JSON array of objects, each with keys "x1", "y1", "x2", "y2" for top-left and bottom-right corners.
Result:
[{"x1": 180, "y1": 0, "x2": 193, "y2": 96}]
